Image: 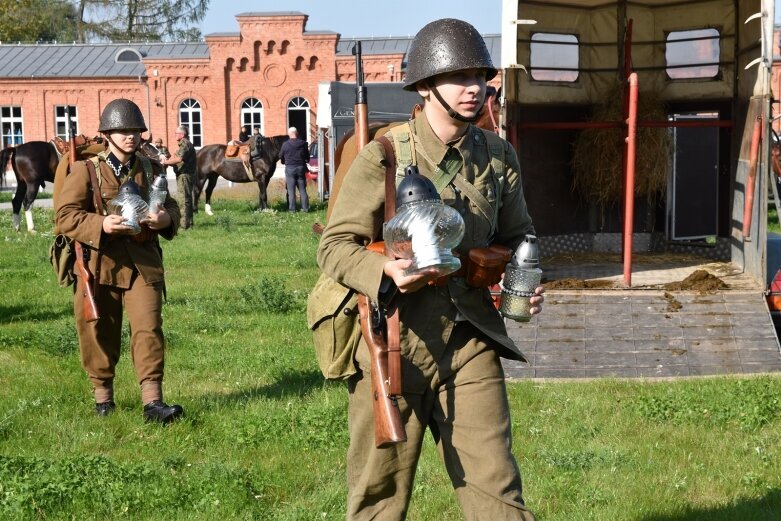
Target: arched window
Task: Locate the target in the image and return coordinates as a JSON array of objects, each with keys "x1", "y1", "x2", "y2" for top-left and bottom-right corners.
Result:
[
  {"x1": 241, "y1": 98, "x2": 264, "y2": 134},
  {"x1": 286, "y1": 97, "x2": 310, "y2": 141},
  {"x1": 178, "y1": 98, "x2": 202, "y2": 148}
]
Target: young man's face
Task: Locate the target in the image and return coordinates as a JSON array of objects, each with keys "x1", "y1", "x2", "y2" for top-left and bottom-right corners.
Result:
[
  {"x1": 421, "y1": 68, "x2": 487, "y2": 120},
  {"x1": 175, "y1": 130, "x2": 185, "y2": 142},
  {"x1": 105, "y1": 129, "x2": 142, "y2": 157}
]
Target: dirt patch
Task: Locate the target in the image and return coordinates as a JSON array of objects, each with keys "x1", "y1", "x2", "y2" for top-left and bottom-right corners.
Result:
[
  {"x1": 663, "y1": 291, "x2": 682, "y2": 312},
  {"x1": 662, "y1": 269, "x2": 729, "y2": 293},
  {"x1": 543, "y1": 278, "x2": 617, "y2": 290}
]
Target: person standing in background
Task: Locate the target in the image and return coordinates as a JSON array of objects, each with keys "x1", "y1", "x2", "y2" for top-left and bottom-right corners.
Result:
[
  {"x1": 279, "y1": 126, "x2": 310, "y2": 213},
  {"x1": 160, "y1": 126, "x2": 196, "y2": 229}
]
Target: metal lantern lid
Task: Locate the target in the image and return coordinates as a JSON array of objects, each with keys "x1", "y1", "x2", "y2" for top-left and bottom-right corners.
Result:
[
  {"x1": 512, "y1": 235, "x2": 540, "y2": 269},
  {"x1": 150, "y1": 173, "x2": 168, "y2": 193},
  {"x1": 396, "y1": 165, "x2": 440, "y2": 209},
  {"x1": 403, "y1": 18, "x2": 497, "y2": 91},
  {"x1": 119, "y1": 177, "x2": 142, "y2": 197}
]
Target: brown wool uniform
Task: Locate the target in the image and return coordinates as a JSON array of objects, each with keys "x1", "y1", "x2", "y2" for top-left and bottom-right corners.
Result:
[
  {"x1": 55, "y1": 151, "x2": 180, "y2": 404},
  {"x1": 318, "y1": 110, "x2": 537, "y2": 520}
]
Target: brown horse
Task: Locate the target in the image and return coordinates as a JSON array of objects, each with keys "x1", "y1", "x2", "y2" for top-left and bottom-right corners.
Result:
[
  {"x1": 0, "y1": 141, "x2": 59, "y2": 232},
  {"x1": 193, "y1": 134, "x2": 288, "y2": 214}
]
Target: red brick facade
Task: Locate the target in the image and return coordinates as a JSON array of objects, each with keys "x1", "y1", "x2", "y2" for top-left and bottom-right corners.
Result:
[{"x1": 0, "y1": 12, "x2": 501, "y2": 149}]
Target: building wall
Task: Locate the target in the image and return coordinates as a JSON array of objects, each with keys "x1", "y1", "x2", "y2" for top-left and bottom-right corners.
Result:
[{"x1": 0, "y1": 12, "x2": 500, "y2": 149}]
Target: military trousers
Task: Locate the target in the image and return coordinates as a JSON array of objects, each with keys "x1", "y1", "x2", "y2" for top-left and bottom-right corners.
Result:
[
  {"x1": 73, "y1": 272, "x2": 165, "y2": 405},
  {"x1": 346, "y1": 321, "x2": 536, "y2": 521},
  {"x1": 176, "y1": 171, "x2": 194, "y2": 228}
]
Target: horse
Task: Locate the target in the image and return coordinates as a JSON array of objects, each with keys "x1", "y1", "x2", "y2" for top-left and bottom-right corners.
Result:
[
  {"x1": 193, "y1": 134, "x2": 289, "y2": 215},
  {"x1": 0, "y1": 141, "x2": 59, "y2": 232}
]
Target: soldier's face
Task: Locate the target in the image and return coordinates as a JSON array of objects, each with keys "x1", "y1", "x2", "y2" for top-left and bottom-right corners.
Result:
[
  {"x1": 105, "y1": 130, "x2": 141, "y2": 157},
  {"x1": 421, "y1": 68, "x2": 487, "y2": 120}
]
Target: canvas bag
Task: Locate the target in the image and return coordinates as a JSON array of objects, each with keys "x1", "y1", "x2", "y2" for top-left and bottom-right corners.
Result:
[
  {"x1": 49, "y1": 233, "x2": 76, "y2": 288},
  {"x1": 306, "y1": 274, "x2": 361, "y2": 379}
]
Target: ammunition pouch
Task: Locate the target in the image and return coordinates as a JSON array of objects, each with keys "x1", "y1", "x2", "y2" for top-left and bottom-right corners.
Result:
[{"x1": 429, "y1": 244, "x2": 511, "y2": 288}]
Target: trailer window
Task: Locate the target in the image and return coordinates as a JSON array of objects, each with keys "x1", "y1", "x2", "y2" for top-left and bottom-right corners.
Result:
[
  {"x1": 666, "y1": 29, "x2": 720, "y2": 79},
  {"x1": 530, "y1": 33, "x2": 579, "y2": 82}
]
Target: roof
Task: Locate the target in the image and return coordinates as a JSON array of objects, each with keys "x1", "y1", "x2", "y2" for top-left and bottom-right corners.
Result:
[
  {"x1": 0, "y1": 34, "x2": 500, "y2": 79},
  {"x1": 0, "y1": 42, "x2": 208, "y2": 79},
  {"x1": 337, "y1": 34, "x2": 501, "y2": 69}
]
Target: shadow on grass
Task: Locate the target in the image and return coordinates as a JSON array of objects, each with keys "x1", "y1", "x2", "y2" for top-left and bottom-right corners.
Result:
[
  {"x1": 0, "y1": 304, "x2": 72, "y2": 324},
  {"x1": 641, "y1": 489, "x2": 781, "y2": 521},
  {"x1": 198, "y1": 369, "x2": 331, "y2": 409}
]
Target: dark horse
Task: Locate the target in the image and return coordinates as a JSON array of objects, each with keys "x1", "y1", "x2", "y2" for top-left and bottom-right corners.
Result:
[
  {"x1": 0, "y1": 141, "x2": 59, "y2": 232},
  {"x1": 194, "y1": 134, "x2": 288, "y2": 214}
]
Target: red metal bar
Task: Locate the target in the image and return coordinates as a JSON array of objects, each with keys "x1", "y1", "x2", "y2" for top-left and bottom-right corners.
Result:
[
  {"x1": 623, "y1": 73, "x2": 639, "y2": 287},
  {"x1": 742, "y1": 115, "x2": 763, "y2": 240},
  {"x1": 516, "y1": 120, "x2": 732, "y2": 130}
]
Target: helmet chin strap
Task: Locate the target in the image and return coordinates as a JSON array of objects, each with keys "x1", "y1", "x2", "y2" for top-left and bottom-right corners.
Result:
[{"x1": 430, "y1": 85, "x2": 484, "y2": 123}]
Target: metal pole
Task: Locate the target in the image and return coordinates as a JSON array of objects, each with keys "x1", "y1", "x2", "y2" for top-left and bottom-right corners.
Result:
[{"x1": 623, "y1": 73, "x2": 639, "y2": 287}]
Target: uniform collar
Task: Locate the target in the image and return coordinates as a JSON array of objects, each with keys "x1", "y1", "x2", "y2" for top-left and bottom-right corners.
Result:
[
  {"x1": 410, "y1": 108, "x2": 476, "y2": 167},
  {"x1": 105, "y1": 152, "x2": 136, "y2": 178}
]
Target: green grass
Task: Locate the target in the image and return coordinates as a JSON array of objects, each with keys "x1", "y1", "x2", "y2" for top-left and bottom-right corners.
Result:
[
  {"x1": 0, "y1": 191, "x2": 52, "y2": 204},
  {"x1": 768, "y1": 204, "x2": 780, "y2": 234},
  {"x1": 1, "y1": 185, "x2": 780, "y2": 520}
]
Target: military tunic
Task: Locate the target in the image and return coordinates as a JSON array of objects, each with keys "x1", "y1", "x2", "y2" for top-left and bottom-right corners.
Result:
[
  {"x1": 317, "y1": 110, "x2": 537, "y2": 520},
  {"x1": 55, "y1": 151, "x2": 180, "y2": 405},
  {"x1": 173, "y1": 137, "x2": 196, "y2": 228}
]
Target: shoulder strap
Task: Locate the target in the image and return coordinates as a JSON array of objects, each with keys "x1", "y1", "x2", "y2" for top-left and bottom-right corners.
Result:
[
  {"x1": 376, "y1": 136, "x2": 397, "y2": 224},
  {"x1": 85, "y1": 159, "x2": 105, "y2": 216},
  {"x1": 387, "y1": 123, "x2": 416, "y2": 179}
]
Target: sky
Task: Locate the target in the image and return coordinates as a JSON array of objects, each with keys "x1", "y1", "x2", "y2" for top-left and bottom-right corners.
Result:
[
  {"x1": 199, "y1": 0, "x2": 502, "y2": 38},
  {"x1": 200, "y1": 1, "x2": 781, "y2": 37}
]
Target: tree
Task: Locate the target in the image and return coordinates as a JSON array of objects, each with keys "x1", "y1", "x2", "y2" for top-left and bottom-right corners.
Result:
[
  {"x1": 0, "y1": 0, "x2": 78, "y2": 43},
  {"x1": 76, "y1": 0, "x2": 210, "y2": 42}
]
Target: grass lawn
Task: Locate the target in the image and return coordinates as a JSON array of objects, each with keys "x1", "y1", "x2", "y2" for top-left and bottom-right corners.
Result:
[{"x1": 1, "y1": 183, "x2": 780, "y2": 520}]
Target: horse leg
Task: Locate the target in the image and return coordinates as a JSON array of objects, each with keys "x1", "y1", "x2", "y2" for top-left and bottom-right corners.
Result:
[
  {"x1": 23, "y1": 182, "x2": 40, "y2": 233},
  {"x1": 192, "y1": 172, "x2": 204, "y2": 215},
  {"x1": 11, "y1": 181, "x2": 25, "y2": 232},
  {"x1": 204, "y1": 173, "x2": 218, "y2": 216}
]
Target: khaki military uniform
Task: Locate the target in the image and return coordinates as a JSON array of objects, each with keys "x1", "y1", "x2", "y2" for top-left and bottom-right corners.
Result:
[
  {"x1": 55, "y1": 152, "x2": 180, "y2": 405},
  {"x1": 318, "y1": 110, "x2": 537, "y2": 520},
  {"x1": 173, "y1": 138, "x2": 196, "y2": 229}
]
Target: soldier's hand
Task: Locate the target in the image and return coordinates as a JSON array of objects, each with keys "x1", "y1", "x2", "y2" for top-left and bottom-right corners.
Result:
[
  {"x1": 102, "y1": 214, "x2": 133, "y2": 235},
  {"x1": 141, "y1": 208, "x2": 172, "y2": 230},
  {"x1": 529, "y1": 286, "x2": 545, "y2": 315},
  {"x1": 383, "y1": 258, "x2": 445, "y2": 294}
]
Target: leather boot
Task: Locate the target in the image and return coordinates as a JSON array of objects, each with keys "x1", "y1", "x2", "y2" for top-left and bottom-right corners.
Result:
[
  {"x1": 95, "y1": 401, "x2": 116, "y2": 417},
  {"x1": 143, "y1": 401, "x2": 184, "y2": 424}
]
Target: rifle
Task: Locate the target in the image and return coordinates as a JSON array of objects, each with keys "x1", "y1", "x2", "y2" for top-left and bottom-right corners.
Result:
[
  {"x1": 74, "y1": 241, "x2": 99, "y2": 322},
  {"x1": 353, "y1": 40, "x2": 406, "y2": 447}
]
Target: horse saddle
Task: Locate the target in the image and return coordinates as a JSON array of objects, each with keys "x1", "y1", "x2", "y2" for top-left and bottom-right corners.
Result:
[
  {"x1": 225, "y1": 144, "x2": 251, "y2": 162},
  {"x1": 52, "y1": 135, "x2": 91, "y2": 156}
]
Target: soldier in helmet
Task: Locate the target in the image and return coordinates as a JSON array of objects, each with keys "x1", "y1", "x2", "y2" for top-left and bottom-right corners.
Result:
[
  {"x1": 317, "y1": 19, "x2": 543, "y2": 519},
  {"x1": 55, "y1": 98, "x2": 184, "y2": 424}
]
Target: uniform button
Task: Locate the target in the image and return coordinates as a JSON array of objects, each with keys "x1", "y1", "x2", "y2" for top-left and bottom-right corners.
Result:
[{"x1": 102, "y1": 193, "x2": 107, "y2": 197}]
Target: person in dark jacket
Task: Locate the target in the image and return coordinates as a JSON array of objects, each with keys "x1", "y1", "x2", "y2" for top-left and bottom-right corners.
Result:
[{"x1": 279, "y1": 126, "x2": 310, "y2": 212}]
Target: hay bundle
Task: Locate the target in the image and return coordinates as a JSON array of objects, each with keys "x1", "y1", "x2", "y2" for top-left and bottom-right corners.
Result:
[{"x1": 572, "y1": 86, "x2": 671, "y2": 207}]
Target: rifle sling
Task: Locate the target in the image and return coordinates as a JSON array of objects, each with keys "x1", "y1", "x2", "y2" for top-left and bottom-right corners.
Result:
[
  {"x1": 85, "y1": 160, "x2": 104, "y2": 300},
  {"x1": 376, "y1": 136, "x2": 402, "y2": 398}
]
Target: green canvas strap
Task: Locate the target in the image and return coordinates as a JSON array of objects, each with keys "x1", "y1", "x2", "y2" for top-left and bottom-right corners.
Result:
[{"x1": 385, "y1": 123, "x2": 507, "y2": 236}]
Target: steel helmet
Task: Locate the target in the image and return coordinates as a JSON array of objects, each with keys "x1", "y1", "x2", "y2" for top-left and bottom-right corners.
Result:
[
  {"x1": 403, "y1": 18, "x2": 497, "y2": 91},
  {"x1": 98, "y1": 98, "x2": 147, "y2": 133}
]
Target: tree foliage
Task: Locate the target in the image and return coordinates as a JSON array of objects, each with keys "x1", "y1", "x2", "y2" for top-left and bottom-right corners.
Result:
[
  {"x1": 77, "y1": 0, "x2": 209, "y2": 42},
  {"x1": 0, "y1": 0, "x2": 209, "y2": 43},
  {"x1": 0, "y1": 0, "x2": 78, "y2": 43}
]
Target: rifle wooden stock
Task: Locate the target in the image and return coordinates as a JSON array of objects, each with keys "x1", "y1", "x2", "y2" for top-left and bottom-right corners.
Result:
[
  {"x1": 357, "y1": 293, "x2": 406, "y2": 447},
  {"x1": 74, "y1": 241, "x2": 99, "y2": 322}
]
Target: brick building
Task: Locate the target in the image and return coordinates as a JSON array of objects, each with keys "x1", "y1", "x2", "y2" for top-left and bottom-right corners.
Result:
[{"x1": 0, "y1": 11, "x2": 500, "y2": 149}]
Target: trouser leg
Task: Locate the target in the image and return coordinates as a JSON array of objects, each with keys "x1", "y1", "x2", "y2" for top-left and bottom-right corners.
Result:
[
  {"x1": 74, "y1": 279, "x2": 123, "y2": 403},
  {"x1": 123, "y1": 274, "x2": 165, "y2": 405},
  {"x1": 296, "y1": 166, "x2": 309, "y2": 211},
  {"x1": 285, "y1": 166, "x2": 297, "y2": 211},
  {"x1": 434, "y1": 327, "x2": 536, "y2": 520},
  {"x1": 346, "y1": 343, "x2": 428, "y2": 520},
  {"x1": 176, "y1": 173, "x2": 193, "y2": 227}
]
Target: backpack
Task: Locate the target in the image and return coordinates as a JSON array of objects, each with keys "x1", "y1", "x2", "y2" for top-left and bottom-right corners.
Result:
[{"x1": 307, "y1": 121, "x2": 509, "y2": 380}]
